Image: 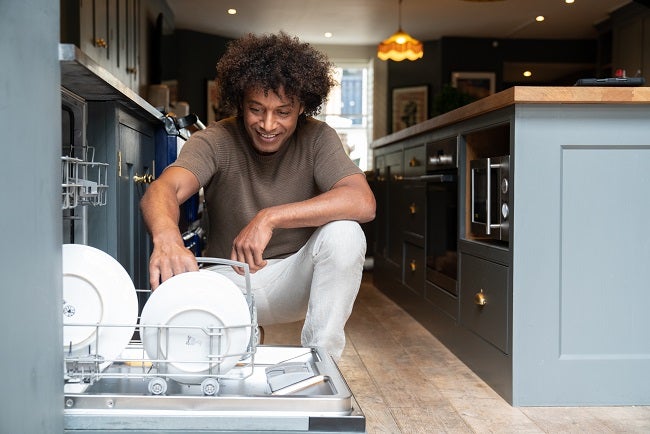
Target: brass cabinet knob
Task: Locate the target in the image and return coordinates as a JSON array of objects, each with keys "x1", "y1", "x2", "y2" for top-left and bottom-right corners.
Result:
[
  {"x1": 409, "y1": 259, "x2": 417, "y2": 272},
  {"x1": 408, "y1": 203, "x2": 417, "y2": 215},
  {"x1": 133, "y1": 173, "x2": 154, "y2": 184},
  {"x1": 474, "y1": 289, "x2": 487, "y2": 306},
  {"x1": 126, "y1": 67, "x2": 137, "y2": 74},
  {"x1": 408, "y1": 157, "x2": 419, "y2": 167},
  {"x1": 94, "y1": 38, "x2": 107, "y2": 48},
  {"x1": 393, "y1": 174, "x2": 403, "y2": 181}
]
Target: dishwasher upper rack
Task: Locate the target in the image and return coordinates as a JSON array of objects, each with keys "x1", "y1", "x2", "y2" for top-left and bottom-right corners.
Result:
[
  {"x1": 64, "y1": 257, "x2": 259, "y2": 393},
  {"x1": 61, "y1": 150, "x2": 109, "y2": 209}
]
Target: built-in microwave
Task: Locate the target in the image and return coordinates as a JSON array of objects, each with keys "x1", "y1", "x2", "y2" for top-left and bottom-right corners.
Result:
[{"x1": 470, "y1": 155, "x2": 510, "y2": 242}]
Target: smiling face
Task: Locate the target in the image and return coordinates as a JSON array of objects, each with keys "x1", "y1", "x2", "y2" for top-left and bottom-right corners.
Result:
[{"x1": 241, "y1": 87, "x2": 304, "y2": 155}]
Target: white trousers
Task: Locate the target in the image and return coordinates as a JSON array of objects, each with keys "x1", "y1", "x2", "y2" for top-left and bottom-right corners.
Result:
[{"x1": 208, "y1": 220, "x2": 366, "y2": 360}]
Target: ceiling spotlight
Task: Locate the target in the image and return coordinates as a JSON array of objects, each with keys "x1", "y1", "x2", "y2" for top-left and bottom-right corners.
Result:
[
  {"x1": 565, "y1": 0, "x2": 575, "y2": 3},
  {"x1": 227, "y1": 9, "x2": 237, "y2": 15},
  {"x1": 523, "y1": 71, "x2": 532, "y2": 77},
  {"x1": 536, "y1": 15, "x2": 545, "y2": 22},
  {"x1": 324, "y1": 32, "x2": 333, "y2": 38}
]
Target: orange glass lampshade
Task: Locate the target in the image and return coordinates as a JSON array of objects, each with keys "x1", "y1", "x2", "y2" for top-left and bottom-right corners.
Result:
[{"x1": 377, "y1": 29, "x2": 423, "y2": 61}]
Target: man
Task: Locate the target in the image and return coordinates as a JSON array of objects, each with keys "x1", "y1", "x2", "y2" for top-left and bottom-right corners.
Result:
[{"x1": 140, "y1": 32, "x2": 376, "y2": 360}]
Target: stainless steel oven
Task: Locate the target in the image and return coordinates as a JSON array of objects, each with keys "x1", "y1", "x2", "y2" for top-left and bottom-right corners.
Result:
[
  {"x1": 425, "y1": 138, "x2": 458, "y2": 296},
  {"x1": 470, "y1": 155, "x2": 510, "y2": 242}
]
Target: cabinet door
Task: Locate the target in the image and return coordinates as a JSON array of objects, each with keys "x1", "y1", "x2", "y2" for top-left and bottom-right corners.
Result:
[
  {"x1": 403, "y1": 144, "x2": 425, "y2": 177},
  {"x1": 78, "y1": 0, "x2": 112, "y2": 67},
  {"x1": 386, "y1": 151, "x2": 403, "y2": 265},
  {"x1": 117, "y1": 111, "x2": 154, "y2": 292},
  {"x1": 116, "y1": 0, "x2": 127, "y2": 81},
  {"x1": 125, "y1": 0, "x2": 140, "y2": 89},
  {"x1": 403, "y1": 242, "x2": 425, "y2": 296},
  {"x1": 401, "y1": 182, "x2": 425, "y2": 238}
]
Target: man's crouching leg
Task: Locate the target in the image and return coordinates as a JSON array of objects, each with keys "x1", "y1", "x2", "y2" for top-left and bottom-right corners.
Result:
[{"x1": 300, "y1": 220, "x2": 366, "y2": 361}]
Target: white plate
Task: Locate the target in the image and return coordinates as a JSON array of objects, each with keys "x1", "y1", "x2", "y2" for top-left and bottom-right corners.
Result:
[
  {"x1": 62, "y1": 244, "x2": 138, "y2": 360},
  {"x1": 140, "y1": 270, "x2": 251, "y2": 382}
]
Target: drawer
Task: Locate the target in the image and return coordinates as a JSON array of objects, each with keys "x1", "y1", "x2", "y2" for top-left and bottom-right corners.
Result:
[
  {"x1": 385, "y1": 150, "x2": 403, "y2": 179},
  {"x1": 403, "y1": 242, "x2": 425, "y2": 296},
  {"x1": 404, "y1": 145, "x2": 425, "y2": 177},
  {"x1": 425, "y1": 281, "x2": 458, "y2": 320},
  {"x1": 401, "y1": 182, "x2": 425, "y2": 238},
  {"x1": 459, "y1": 253, "x2": 509, "y2": 353}
]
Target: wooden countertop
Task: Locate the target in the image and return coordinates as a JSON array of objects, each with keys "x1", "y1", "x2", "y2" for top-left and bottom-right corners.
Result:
[{"x1": 372, "y1": 86, "x2": 650, "y2": 149}]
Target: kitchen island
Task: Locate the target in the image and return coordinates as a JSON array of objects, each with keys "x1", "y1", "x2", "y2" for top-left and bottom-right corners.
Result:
[{"x1": 370, "y1": 86, "x2": 650, "y2": 406}]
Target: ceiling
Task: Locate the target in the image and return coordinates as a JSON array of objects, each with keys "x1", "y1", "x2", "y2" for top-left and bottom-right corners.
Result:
[{"x1": 167, "y1": 0, "x2": 633, "y2": 46}]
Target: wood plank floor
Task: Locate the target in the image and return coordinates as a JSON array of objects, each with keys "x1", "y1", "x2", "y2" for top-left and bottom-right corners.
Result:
[{"x1": 263, "y1": 273, "x2": 650, "y2": 433}]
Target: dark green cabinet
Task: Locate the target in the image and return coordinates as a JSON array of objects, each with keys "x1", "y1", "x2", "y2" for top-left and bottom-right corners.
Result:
[{"x1": 86, "y1": 102, "x2": 155, "y2": 291}]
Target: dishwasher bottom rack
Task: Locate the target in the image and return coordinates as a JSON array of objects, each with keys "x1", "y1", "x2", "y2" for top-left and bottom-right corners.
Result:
[{"x1": 63, "y1": 345, "x2": 366, "y2": 433}]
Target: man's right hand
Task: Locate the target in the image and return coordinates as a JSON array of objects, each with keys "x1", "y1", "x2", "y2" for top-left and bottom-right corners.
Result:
[
  {"x1": 140, "y1": 166, "x2": 202, "y2": 290},
  {"x1": 148, "y1": 237, "x2": 199, "y2": 290}
]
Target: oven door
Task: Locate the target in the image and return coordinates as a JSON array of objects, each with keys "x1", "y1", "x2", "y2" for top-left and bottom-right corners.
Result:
[{"x1": 426, "y1": 172, "x2": 458, "y2": 296}]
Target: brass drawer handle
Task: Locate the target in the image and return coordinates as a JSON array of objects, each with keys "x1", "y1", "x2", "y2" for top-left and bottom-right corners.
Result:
[
  {"x1": 408, "y1": 203, "x2": 417, "y2": 215},
  {"x1": 95, "y1": 38, "x2": 107, "y2": 48},
  {"x1": 133, "y1": 173, "x2": 154, "y2": 184},
  {"x1": 474, "y1": 289, "x2": 487, "y2": 307},
  {"x1": 409, "y1": 259, "x2": 417, "y2": 272}
]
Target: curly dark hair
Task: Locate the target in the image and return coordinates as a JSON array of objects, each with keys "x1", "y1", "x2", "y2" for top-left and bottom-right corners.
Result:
[{"x1": 215, "y1": 32, "x2": 336, "y2": 118}]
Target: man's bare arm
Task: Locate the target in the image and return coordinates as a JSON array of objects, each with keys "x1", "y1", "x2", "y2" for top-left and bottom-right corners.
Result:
[
  {"x1": 140, "y1": 166, "x2": 202, "y2": 289},
  {"x1": 231, "y1": 173, "x2": 376, "y2": 273}
]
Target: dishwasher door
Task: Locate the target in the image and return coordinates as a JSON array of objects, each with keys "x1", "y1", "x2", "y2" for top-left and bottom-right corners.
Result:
[{"x1": 64, "y1": 346, "x2": 366, "y2": 433}]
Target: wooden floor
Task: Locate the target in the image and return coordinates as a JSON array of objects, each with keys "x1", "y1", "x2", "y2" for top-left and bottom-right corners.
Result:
[{"x1": 263, "y1": 273, "x2": 650, "y2": 434}]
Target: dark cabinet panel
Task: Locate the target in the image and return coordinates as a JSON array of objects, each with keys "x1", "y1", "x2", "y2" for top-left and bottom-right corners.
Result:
[
  {"x1": 86, "y1": 102, "x2": 155, "y2": 292},
  {"x1": 403, "y1": 242, "x2": 425, "y2": 296},
  {"x1": 403, "y1": 145, "x2": 426, "y2": 177},
  {"x1": 459, "y1": 253, "x2": 509, "y2": 353},
  {"x1": 117, "y1": 111, "x2": 154, "y2": 291},
  {"x1": 401, "y1": 182, "x2": 425, "y2": 239}
]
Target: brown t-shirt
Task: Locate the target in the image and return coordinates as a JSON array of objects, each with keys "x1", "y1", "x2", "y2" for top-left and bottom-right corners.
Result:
[{"x1": 170, "y1": 117, "x2": 363, "y2": 259}]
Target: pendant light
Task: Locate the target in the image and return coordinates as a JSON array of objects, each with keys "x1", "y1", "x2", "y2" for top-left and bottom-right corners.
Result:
[{"x1": 377, "y1": 0, "x2": 423, "y2": 61}]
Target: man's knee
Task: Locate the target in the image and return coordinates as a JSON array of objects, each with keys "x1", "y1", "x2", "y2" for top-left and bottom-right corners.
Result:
[{"x1": 316, "y1": 220, "x2": 366, "y2": 260}]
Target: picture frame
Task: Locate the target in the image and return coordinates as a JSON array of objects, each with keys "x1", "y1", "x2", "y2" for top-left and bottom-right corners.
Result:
[
  {"x1": 392, "y1": 85, "x2": 428, "y2": 132},
  {"x1": 206, "y1": 79, "x2": 219, "y2": 124},
  {"x1": 451, "y1": 72, "x2": 495, "y2": 99},
  {"x1": 207, "y1": 79, "x2": 235, "y2": 123}
]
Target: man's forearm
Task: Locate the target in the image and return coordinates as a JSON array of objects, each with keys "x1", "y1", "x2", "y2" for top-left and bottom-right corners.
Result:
[
  {"x1": 140, "y1": 180, "x2": 184, "y2": 244},
  {"x1": 260, "y1": 174, "x2": 376, "y2": 231}
]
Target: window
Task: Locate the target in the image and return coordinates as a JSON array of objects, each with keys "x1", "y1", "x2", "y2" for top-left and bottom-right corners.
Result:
[{"x1": 318, "y1": 61, "x2": 373, "y2": 171}]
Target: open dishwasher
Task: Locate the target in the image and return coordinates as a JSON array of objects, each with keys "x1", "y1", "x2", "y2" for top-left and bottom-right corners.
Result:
[{"x1": 63, "y1": 257, "x2": 365, "y2": 434}]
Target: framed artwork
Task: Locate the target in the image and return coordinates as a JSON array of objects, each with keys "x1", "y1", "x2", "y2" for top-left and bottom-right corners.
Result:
[
  {"x1": 451, "y1": 72, "x2": 495, "y2": 99},
  {"x1": 206, "y1": 80, "x2": 219, "y2": 124},
  {"x1": 207, "y1": 79, "x2": 234, "y2": 123},
  {"x1": 392, "y1": 85, "x2": 428, "y2": 132}
]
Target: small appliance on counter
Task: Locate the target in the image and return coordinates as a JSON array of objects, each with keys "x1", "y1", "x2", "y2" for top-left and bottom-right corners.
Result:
[{"x1": 470, "y1": 155, "x2": 510, "y2": 243}]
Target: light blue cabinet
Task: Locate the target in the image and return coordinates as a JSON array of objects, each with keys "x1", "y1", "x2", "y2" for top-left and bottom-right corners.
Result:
[
  {"x1": 372, "y1": 87, "x2": 650, "y2": 406},
  {"x1": 509, "y1": 103, "x2": 650, "y2": 405}
]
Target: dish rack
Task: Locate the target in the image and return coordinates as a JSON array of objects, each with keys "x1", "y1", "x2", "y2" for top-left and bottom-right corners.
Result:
[
  {"x1": 61, "y1": 146, "x2": 108, "y2": 210},
  {"x1": 64, "y1": 258, "x2": 259, "y2": 396}
]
